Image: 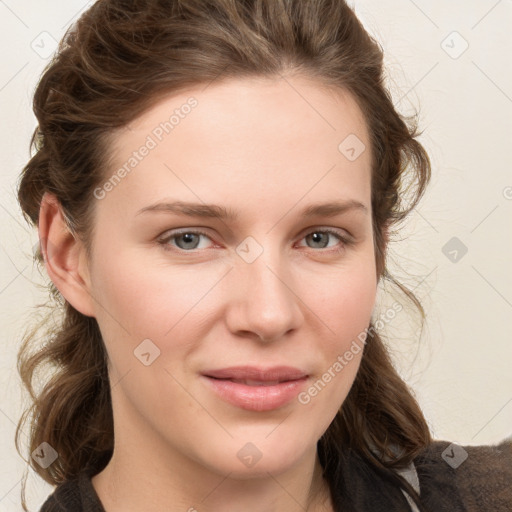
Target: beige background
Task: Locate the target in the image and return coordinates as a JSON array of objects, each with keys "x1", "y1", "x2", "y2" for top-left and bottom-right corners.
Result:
[{"x1": 1, "y1": 0, "x2": 511, "y2": 509}]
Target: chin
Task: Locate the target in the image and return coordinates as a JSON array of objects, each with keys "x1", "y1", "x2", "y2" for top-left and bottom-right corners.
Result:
[{"x1": 197, "y1": 434, "x2": 314, "y2": 479}]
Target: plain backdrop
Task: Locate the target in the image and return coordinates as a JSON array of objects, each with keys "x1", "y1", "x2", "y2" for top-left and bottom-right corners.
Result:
[{"x1": 1, "y1": 0, "x2": 511, "y2": 510}]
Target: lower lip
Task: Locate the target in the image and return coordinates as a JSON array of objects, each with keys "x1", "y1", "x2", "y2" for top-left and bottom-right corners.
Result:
[{"x1": 201, "y1": 376, "x2": 309, "y2": 412}]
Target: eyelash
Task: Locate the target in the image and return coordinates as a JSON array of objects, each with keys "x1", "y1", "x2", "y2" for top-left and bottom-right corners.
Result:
[{"x1": 157, "y1": 227, "x2": 353, "y2": 255}]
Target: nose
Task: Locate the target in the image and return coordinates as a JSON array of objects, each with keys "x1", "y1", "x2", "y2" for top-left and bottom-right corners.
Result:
[{"x1": 224, "y1": 245, "x2": 304, "y2": 343}]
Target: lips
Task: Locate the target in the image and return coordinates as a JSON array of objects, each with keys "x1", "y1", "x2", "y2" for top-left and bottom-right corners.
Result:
[{"x1": 201, "y1": 365, "x2": 309, "y2": 411}]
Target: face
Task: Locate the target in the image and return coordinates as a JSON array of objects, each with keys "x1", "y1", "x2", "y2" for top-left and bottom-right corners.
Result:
[{"x1": 84, "y1": 75, "x2": 377, "y2": 480}]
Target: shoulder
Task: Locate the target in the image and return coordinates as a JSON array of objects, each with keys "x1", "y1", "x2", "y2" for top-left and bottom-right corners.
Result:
[
  {"x1": 413, "y1": 437, "x2": 512, "y2": 512},
  {"x1": 39, "y1": 472, "x2": 105, "y2": 512}
]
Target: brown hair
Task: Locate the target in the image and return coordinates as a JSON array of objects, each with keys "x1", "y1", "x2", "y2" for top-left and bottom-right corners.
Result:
[{"x1": 16, "y1": 0, "x2": 432, "y2": 510}]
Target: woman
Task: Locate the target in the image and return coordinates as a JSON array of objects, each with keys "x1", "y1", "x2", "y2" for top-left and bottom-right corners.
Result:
[{"x1": 16, "y1": 0, "x2": 512, "y2": 511}]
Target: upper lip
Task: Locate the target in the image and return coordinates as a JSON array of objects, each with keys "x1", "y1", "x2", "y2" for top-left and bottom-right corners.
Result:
[{"x1": 202, "y1": 365, "x2": 308, "y2": 382}]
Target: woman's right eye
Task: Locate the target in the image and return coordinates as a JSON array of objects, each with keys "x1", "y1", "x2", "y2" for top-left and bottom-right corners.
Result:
[{"x1": 158, "y1": 230, "x2": 214, "y2": 252}]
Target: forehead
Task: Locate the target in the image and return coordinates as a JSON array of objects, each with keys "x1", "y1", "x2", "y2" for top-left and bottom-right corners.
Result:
[{"x1": 100, "y1": 75, "x2": 372, "y2": 219}]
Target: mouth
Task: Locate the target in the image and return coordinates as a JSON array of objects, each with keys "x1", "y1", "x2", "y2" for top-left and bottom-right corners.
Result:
[
  {"x1": 202, "y1": 365, "x2": 308, "y2": 382},
  {"x1": 208, "y1": 377, "x2": 286, "y2": 386},
  {"x1": 200, "y1": 366, "x2": 309, "y2": 412}
]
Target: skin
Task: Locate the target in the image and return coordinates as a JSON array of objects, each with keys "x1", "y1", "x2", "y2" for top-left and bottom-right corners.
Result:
[{"x1": 39, "y1": 74, "x2": 382, "y2": 512}]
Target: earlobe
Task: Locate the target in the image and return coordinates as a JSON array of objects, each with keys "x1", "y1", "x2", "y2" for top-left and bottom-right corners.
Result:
[{"x1": 38, "y1": 192, "x2": 96, "y2": 317}]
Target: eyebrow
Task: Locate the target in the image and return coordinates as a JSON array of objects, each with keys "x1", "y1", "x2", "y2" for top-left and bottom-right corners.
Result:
[{"x1": 136, "y1": 199, "x2": 368, "y2": 220}]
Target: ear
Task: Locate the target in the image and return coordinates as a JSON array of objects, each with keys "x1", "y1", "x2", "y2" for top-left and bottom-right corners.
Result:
[{"x1": 38, "y1": 192, "x2": 96, "y2": 317}]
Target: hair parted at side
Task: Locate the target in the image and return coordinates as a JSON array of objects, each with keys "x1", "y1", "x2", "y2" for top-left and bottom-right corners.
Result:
[{"x1": 16, "y1": 0, "x2": 432, "y2": 510}]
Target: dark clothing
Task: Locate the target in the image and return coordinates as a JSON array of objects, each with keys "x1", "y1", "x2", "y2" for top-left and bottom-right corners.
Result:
[
  {"x1": 40, "y1": 469, "x2": 106, "y2": 512},
  {"x1": 413, "y1": 439, "x2": 512, "y2": 511},
  {"x1": 39, "y1": 439, "x2": 512, "y2": 512}
]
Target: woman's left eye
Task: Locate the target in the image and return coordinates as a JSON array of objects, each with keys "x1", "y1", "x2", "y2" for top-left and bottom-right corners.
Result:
[
  {"x1": 298, "y1": 229, "x2": 350, "y2": 251},
  {"x1": 157, "y1": 228, "x2": 351, "y2": 253}
]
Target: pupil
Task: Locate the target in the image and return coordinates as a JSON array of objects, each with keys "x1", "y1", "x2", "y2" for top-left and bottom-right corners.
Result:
[
  {"x1": 310, "y1": 232, "x2": 328, "y2": 248},
  {"x1": 179, "y1": 233, "x2": 198, "y2": 249}
]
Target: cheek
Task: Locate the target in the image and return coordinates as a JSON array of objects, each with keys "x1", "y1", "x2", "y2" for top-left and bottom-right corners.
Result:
[
  {"x1": 295, "y1": 259, "x2": 376, "y2": 424},
  {"x1": 306, "y1": 257, "x2": 377, "y2": 349},
  {"x1": 91, "y1": 250, "x2": 219, "y2": 337}
]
